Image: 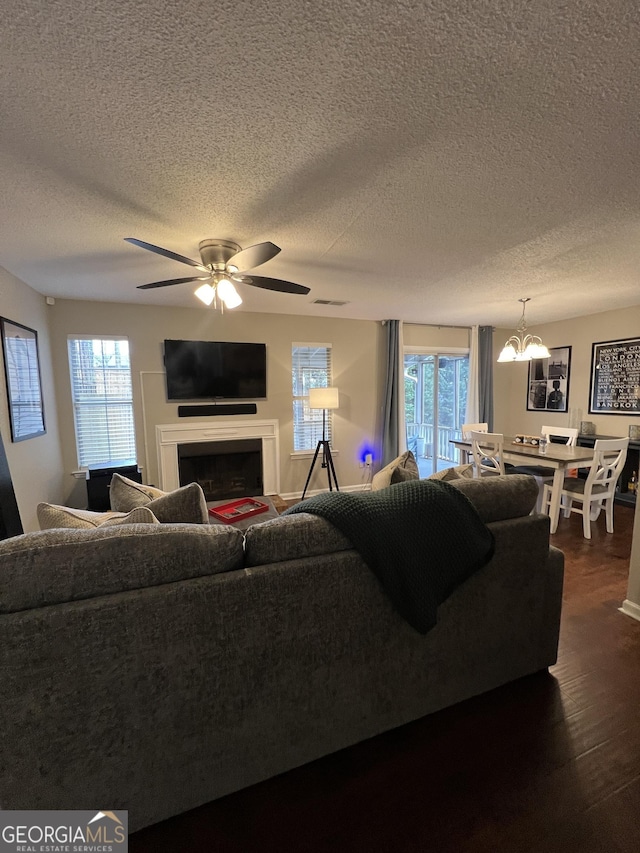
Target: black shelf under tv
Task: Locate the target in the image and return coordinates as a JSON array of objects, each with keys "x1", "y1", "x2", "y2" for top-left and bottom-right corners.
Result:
[{"x1": 577, "y1": 433, "x2": 639, "y2": 507}]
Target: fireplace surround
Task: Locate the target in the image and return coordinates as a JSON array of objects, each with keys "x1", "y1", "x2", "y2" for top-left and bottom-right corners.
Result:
[{"x1": 156, "y1": 420, "x2": 280, "y2": 496}]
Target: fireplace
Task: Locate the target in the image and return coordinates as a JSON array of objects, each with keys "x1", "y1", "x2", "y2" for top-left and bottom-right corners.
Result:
[
  {"x1": 178, "y1": 439, "x2": 263, "y2": 501},
  {"x1": 156, "y1": 420, "x2": 280, "y2": 496}
]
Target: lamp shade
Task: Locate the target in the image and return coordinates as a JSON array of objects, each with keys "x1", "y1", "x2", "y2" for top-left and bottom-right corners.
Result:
[
  {"x1": 308, "y1": 387, "x2": 339, "y2": 410},
  {"x1": 217, "y1": 278, "x2": 243, "y2": 308},
  {"x1": 194, "y1": 283, "x2": 215, "y2": 306},
  {"x1": 497, "y1": 343, "x2": 518, "y2": 362}
]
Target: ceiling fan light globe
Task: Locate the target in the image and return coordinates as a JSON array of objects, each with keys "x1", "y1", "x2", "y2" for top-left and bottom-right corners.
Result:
[
  {"x1": 194, "y1": 283, "x2": 215, "y2": 306},
  {"x1": 217, "y1": 279, "x2": 242, "y2": 309}
]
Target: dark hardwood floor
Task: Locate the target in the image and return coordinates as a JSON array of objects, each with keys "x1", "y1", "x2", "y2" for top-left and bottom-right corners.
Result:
[{"x1": 131, "y1": 507, "x2": 640, "y2": 853}]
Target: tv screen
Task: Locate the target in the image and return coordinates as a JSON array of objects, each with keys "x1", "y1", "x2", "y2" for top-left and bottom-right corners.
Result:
[{"x1": 163, "y1": 339, "x2": 267, "y2": 400}]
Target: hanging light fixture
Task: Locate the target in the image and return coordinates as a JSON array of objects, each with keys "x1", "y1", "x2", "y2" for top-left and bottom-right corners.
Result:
[
  {"x1": 497, "y1": 298, "x2": 550, "y2": 362},
  {"x1": 194, "y1": 274, "x2": 243, "y2": 310}
]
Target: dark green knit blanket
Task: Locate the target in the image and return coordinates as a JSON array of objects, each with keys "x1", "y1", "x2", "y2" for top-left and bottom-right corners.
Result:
[{"x1": 283, "y1": 479, "x2": 495, "y2": 634}]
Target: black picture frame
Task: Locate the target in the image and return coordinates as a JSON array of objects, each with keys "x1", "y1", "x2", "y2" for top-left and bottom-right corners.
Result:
[
  {"x1": 0, "y1": 318, "x2": 46, "y2": 442},
  {"x1": 589, "y1": 336, "x2": 640, "y2": 415},
  {"x1": 526, "y1": 346, "x2": 571, "y2": 412}
]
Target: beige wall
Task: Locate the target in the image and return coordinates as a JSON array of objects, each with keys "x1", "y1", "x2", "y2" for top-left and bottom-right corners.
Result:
[
  {"x1": 48, "y1": 300, "x2": 384, "y2": 502},
  {"x1": 403, "y1": 324, "x2": 470, "y2": 350},
  {"x1": 0, "y1": 268, "x2": 65, "y2": 531}
]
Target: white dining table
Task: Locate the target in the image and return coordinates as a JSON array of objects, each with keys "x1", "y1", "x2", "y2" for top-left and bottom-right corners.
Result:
[{"x1": 450, "y1": 437, "x2": 598, "y2": 534}]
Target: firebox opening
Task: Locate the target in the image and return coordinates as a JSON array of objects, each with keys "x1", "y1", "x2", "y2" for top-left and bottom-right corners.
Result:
[{"x1": 177, "y1": 439, "x2": 263, "y2": 501}]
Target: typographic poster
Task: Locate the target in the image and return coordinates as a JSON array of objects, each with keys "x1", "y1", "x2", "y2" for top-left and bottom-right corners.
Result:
[{"x1": 589, "y1": 337, "x2": 640, "y2": 414}]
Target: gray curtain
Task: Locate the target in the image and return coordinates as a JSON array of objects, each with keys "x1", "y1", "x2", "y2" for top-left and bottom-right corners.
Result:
[
  {"x1": 478, "y1": 325, "x2": 494, "y2": 431},
  {"x1": 381, "y1": 320, "x2": 402, "y2": 465}
]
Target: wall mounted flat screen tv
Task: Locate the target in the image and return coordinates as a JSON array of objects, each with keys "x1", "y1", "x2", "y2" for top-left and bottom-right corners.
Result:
[{"x1": 163, "y1": 339, "x2": 267, "y2": 400}]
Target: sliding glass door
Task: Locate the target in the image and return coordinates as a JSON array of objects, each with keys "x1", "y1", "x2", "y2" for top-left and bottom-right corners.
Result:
[{"x1": 404, "y1": 350, "x2": 469, "y2": 476}]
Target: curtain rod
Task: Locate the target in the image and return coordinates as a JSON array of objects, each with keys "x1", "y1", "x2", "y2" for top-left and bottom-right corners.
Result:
[{"x1": 382, "y1": 320, "x2": 471, "y2": 330}]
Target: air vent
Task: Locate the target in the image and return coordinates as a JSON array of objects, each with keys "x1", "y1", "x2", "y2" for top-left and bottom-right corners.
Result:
[{"x1": 312, "y1": 299, "x2": 349, "y2": 306}]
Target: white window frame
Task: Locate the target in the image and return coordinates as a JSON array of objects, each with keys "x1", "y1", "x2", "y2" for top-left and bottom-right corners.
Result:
[
  {"x1": 67, "y1": 336, "x2": 137, "y2": 467},
  {"x1": 291, "y1": 343, "x2": 333, "y2": 454}
]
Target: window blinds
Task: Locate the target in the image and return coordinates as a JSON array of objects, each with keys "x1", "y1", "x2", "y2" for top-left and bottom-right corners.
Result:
[
  {"x1": 292, "y1": 344, "x2": 332, "y2": 451},
  {"x1": 68, "y1": 337, "x2": 136, "y2": 466}
]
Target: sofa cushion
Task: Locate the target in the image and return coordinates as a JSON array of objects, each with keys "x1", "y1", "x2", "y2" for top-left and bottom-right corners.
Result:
[
  {"x1": 109, "y1": 474, "x2": 209, "y2": 523},
  {"x1": 428, "y1": 464, "x2": 474, "y2": 482},
  {"x1": 0, "y1": 523, "x2": 244, "y2": 613},
  {"x1": 37, "y1": 503, "x2": 160, "y2": 530},
  {"x1": 244, "y1": 512, "x2": 352, "y2": 567},
  {"x1": 371, "y1": 450, "x2": 419, "y2": 490}
]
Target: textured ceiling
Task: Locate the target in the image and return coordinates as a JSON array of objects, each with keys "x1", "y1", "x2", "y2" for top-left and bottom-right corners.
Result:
[{"x1": 1, "y1": 0, "x2": 639, "y2": 327}]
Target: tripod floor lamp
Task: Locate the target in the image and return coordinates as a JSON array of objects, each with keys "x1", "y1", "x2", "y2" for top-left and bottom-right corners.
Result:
[{"x1": 301, "y1": 386, "x2": 340, "y2": 500}]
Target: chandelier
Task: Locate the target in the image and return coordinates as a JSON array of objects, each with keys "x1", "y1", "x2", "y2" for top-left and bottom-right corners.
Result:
[{"x1": 497, "y1": 298, "x2": 550, "y2": 362}]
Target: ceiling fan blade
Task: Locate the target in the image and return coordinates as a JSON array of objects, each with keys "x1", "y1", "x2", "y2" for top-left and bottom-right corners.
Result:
[
  {"x1": 228, "y1": 241, "x2": 281, "y2": 272},
  {"x1": 125, "y1": 238, "x2": 208, "y2": 272},
  {"x1": 240, "y1": 275, "x2": 310, "y2": 295},
  {"x1": 137, "y1": 276, "x2": 211, "y2": 290}
]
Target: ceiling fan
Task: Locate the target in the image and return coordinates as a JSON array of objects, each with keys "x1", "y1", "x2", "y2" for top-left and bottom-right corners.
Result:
[{"x1": 124, "y1": 237, "x2": 310, "y2": 309}]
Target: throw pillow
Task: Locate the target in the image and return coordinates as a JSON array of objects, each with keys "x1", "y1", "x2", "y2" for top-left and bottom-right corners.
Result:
[
  {"x1": 427, "y1": 467, "x2": 454, "y2": 481},
  {"x1": 37, "y1": 503, "x2": 160, "y2": 530},
  {"x1": 109, "y1": 474, "x2": 166, "y2": 510},
  {"x1": 428, "y1": 464, "x2": 474, "y2": 482},
  {"x1": 371, "y1": 450, "x2": 419, "y2": 491},
  {"x1": 390, "y1": 465, "x2": 420, "y2": 484},
  {"x1": 455, "y1": 464, "x2": 475, "y2": 479},
  {"x1": 109, "y1": 473, "x2": 209, "y2": 524}
]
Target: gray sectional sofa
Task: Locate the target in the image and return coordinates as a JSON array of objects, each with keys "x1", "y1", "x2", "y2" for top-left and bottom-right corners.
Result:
[{"x1": 0, "y1": 475, "x2": 563, "y2": 832}]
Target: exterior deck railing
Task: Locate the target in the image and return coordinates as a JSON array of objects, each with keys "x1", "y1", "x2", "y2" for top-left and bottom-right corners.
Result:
[{"x1": 407, "y1": 423, "x2": 459, "y2": 462}]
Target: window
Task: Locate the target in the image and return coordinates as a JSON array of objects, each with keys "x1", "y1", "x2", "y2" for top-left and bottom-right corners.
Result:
[
  {"x1": 68, "y1": 337, "x2": 136, "y2": 466},
  {"x1": 292, "y1": 344, "x2": 332, "y2": 451}
]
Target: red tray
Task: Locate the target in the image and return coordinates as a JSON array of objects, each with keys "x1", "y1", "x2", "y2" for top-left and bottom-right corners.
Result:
[{"x1": 208, "y1": 498, "x2": 270, "y2": 523}]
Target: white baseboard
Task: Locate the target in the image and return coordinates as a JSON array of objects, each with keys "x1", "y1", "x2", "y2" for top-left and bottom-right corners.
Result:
[
  {"x1": 280, "y1": 483, "x2": 372, "y2": 502},
  {"x1": 619, "y1": 599, "x2": 640, "y2": 623}
]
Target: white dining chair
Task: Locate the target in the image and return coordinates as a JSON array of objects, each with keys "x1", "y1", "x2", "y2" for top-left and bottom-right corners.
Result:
[
  {"x1": 541, "y1": 437, "x2": 629, "y2": 539},
  {"x1": 461, "y1": 422, "x2": 488, "y2": 439},
  {"x1": 459, "y1": 423, "x2": 488, "y2": 464},
  {"x1": 470, "y1": 431, "x2": 505, "y2": 477}
]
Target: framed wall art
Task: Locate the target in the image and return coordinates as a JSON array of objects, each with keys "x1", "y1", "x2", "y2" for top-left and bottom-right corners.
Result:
[
  {"x1": 0, "y1": 318, "x2": 46, "y2": 442},
  {"x1": 589, "y1": 336, "x2": 640, "y2": 415},
  {"x1": 527, "y1": 345, "x2": 571, "y2": 413}
]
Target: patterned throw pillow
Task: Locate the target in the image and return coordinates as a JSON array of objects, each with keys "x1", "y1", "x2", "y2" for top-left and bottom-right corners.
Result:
[
  {"x1": 37, "y1": 503, "x2": 160, "y2": 530},
  {"x1": 371, "y1": 450, "x2": 420, "y2": 490}
]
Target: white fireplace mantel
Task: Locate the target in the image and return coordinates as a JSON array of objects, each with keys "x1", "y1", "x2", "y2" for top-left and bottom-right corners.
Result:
[{"x1": 156, "y1": 420, "x2": 280, "y2": 495}]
